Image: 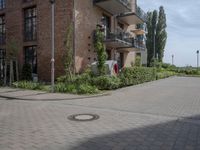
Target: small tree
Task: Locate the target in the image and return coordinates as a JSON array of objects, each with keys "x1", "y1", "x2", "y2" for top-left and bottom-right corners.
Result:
[
  {"x1": 63, "y1": 23, "x2": 74, "y2": 82},
  {"x1": 6, "y1": 39, "x2": 20, "y2": 85},
  {"x1": 94, "y1": 25, "x2": 107, "y2": 75},
  {"x1": 135, "y1": 56, "x2": 141, "y2": 67}
]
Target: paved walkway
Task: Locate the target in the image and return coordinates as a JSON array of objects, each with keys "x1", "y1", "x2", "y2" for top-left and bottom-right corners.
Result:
[{"x1": 0, "y1": 77, "x2": 200, "y2": 150}]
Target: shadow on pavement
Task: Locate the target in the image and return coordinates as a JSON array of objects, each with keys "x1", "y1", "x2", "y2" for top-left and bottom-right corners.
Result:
[{"x1": 69, "y1": 115, "x2": 200, "y2": 150}]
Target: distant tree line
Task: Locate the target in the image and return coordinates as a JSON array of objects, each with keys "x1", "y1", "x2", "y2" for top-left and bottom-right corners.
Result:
[{"x1": 146, "y1": 6, "x2": 167, "y2": 66}]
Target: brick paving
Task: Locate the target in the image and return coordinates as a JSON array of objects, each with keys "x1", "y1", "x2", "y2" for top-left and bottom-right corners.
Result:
[{"x1": 0, "y1": 77, "x2": 200, "y2": 150}]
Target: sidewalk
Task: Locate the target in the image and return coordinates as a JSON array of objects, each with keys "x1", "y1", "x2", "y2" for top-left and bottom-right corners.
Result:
[{"x1": 0, "y1": 87, "x2": 110, "y2": 101}]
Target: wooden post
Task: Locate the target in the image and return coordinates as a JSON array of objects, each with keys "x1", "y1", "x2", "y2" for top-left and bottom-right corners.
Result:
[
  {"x1": 9, "y1": 60, "x2": 14, "y2": 86},
  {"x1": 16, "y1": 60, "x2": 19, "y2": 82},
  {"x1": 3, "y1": 59, "x2": 7, "y2": 85}
]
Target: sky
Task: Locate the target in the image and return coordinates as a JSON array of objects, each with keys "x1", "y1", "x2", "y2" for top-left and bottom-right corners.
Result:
[{"x1": 137, "y1": 0, "x2": 200, "y2": 67}]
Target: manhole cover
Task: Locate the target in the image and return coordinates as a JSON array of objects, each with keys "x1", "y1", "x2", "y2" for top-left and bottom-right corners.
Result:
[{"x1": 68, "y1": 114, "x2": 99, "y2": 121}]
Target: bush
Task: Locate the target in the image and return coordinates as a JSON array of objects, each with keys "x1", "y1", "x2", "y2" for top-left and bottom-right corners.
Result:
[
  {"x1": 21, "y1": 63, "x2": 32, "y2": 81},
  {"x1": 119, "y1": 67, "x2": 156, "y2": 87},
  {"x1": 175, "y1": 68, "x2": 200, "y2": 75},
  {"x1": 54, "y1": 82, "x2": 99, "y2": 94},
  {"x1": 57, "y1": 69, "x2": 93, "y2": 84},
  {"x1": 76, "y1": 84, "x2": 99, "y2": 94},
  {"x1": 13, "y1": 81, "x2": 44, "y2": 90},
  {"x1": 74, "y1": 73, "x2": 92, "y2": 85},
  {"x1": 54, "y1": 83, "x2": 77, "y2": 93},
  {"x1": 135, "y1": 56, "x2": 141, "y2": 67},
  {"x1": 91, "y1": 76, "x2": 121, "y2": 90},
  {"x1": 156, "y1": 71, "x2": 176, "y2": 79}
]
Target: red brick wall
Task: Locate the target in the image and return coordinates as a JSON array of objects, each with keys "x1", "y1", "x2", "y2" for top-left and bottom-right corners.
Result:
[{"x1": 4, "y1": 0, "x2": 73, "y2": 81}]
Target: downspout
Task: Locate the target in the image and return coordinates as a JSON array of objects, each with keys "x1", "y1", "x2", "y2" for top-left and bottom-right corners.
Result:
[{"x1": 73, "y1": 0, "x2": 76, "y2": 74}]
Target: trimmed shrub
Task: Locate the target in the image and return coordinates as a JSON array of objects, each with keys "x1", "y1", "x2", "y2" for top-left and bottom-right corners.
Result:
[
  {"x1": 156, "y1": 71, "x2": 176, "y2": 79},
  {"x1": 119, "y1": 67, "x2": 156, "y2": 87},
  {"x1": 135, "y1": 56, "x2": 141, "y2": 67},
  {"x1": 91, "y1": 76, "x2": 121, "y2": 90}
]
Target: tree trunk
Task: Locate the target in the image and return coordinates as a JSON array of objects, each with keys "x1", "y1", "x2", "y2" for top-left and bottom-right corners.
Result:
[
  {"x1": 9, "y1": 60, "x2": 14, "y2": 86},
  {"x1": 16, "y1": 60, "x2": 19, "y2": 82},
  {"x1": 4, "y1": 61, "x2": 7, "y2": 85}
]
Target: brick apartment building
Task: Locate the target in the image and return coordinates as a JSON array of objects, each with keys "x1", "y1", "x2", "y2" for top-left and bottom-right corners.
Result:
[{"x1": 0, "y1": 0, "x2": 147, "y2": 82}]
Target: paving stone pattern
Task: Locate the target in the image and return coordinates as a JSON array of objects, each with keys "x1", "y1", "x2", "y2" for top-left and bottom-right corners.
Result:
[{"x1": 0, "y1": 77, "x2": 200, "y2": 150}]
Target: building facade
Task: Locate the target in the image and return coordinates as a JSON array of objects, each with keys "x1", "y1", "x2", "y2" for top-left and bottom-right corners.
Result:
[{"x1": 0, "y1": 0, "x2": 147, "y2": 82}]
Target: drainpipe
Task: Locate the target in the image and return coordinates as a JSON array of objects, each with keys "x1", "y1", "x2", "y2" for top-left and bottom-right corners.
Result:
[
  {"x1": 49, "y1": 0, "x2": 55, "y2": 93},
  {"x1": 73, "y1": 0, "x2": 76, "y2": 74}
]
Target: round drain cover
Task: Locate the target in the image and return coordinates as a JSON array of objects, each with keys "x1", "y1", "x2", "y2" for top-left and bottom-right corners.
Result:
[{"x1": 68, "y1": 114, "x2": 99, "y2": 121}]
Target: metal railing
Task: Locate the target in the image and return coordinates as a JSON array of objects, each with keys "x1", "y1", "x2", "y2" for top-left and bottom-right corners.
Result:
[
  {"x1": 105, "y1": 28, "x2": 134, "y2": 46},
  {"x1": 136, "y1": 24, "x2": 146, "y2": 30},
  {"x1": 136, "y1": 6, "x2": 147, "y2": 22},
  {"x1": 134, "y1": 38, "x2": 146, "y2": 50},
  {"x1": 94, "y1": 0, "x2": 131, "y2": 10}
]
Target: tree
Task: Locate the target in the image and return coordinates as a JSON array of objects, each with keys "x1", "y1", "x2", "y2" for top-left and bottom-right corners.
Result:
[
  {"x1": 146, "y1": 10, "x2": 158, "y2": 66},
  {"x1": 146, "y1": 7, "x2": 167, "y2": 65},
  {"x1": 155, "y1": 6, "x2": 167, "y2": 62},
  {"x1": 63, "y1": 23, "x2": 74, "y2": 82},
  {"x1": 94, "y1": 25, "x2": 107, "y2": 75},
  {"x1": 6, "y1": 39, "x2": 20, "y2": 85}
]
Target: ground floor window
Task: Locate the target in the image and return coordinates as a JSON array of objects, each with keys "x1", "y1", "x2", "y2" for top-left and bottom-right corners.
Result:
[
  {"x1": 24, "y1": 46, "x2": 37, "y2": 74},
  {"x1": 0, "y1": 49, "x2": 5, "y2": 81}
]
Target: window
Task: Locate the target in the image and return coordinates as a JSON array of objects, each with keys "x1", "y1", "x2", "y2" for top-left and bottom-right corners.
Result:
[
  {"x1": 0, "y1": 49, "x2": 5, "y2": 80},
  {"x1": 102, "y1": 14, "x2": 111, "y2": 38},
  {"x1": 23, "y1": 0, "x2": 33, "y2": 2},
  {"x1": 0, "y1": 15, "x2": 5, "y2": 45},
  {"x1": 24, "y1": 7, "x2": 37, "y2": 41},
  {"x1": 0, "y1": 0, "x2": 5, "y2": 10},
  {"x1": 24, "y1": 46, "x2": 37, "y2": 74}
]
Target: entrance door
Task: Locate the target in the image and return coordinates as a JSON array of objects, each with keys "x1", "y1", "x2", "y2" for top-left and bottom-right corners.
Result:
[
  {"x1": 0, "y1": 49, "x2": 5, "y2": 83},
  {"x1": 117, "y1": 52, "x2": 124, "y2": 69}
]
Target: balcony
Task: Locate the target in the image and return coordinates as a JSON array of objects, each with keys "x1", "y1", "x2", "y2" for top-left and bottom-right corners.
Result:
[
  {"x1": 134, "y1": 39, "x2": 146, "y2": 51},
  {"x1": 134, "y1": 35, "x2": 146, "y2": 51},
  {"x1": 131, "y1": 24, "x2": 146, "y2": 35},
  {"x1": 104, "y1": 28, "x2": 144, "y2": 51},
  {"x1": 117, "y1": 6, "x2": 147, "y2": 25},
  {"x1": 93, "y1": 0, "x2": 131, "y2": 15}
]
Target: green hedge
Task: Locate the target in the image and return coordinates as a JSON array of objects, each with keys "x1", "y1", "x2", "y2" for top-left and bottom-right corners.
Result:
[
  {"x1": 119, "y1": 67, "x2": 156, "y2": 87},
  {"x1": 156, "y1": 71, "x2": 176, "y2": 79},
  {"x1": 91, "y1": 76, "x2": 121, "y2": 90}
]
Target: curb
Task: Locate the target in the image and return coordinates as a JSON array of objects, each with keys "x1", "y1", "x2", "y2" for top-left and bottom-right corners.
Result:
[{"x1": 0, "y1": 92, "x2": 111, "y2": 101}]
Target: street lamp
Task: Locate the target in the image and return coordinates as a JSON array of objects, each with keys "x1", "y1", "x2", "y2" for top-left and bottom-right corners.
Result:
[
  {"x1": 172, "y1": 54, "x2": 174, "y2": 65},
  {"x1": 197, "y1": 50, "x2": 199, "y2": 69},
  {"x1": 49, "y1": 0, "x2": 55, "y2": 93},
  {"x1": 153, "y1": 28, "x2": 156, "y2": 65}
]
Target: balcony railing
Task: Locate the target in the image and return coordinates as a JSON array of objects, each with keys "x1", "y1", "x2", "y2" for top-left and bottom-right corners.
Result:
[
  {"x1": 93, "y1": 0, "x2": 131, "y2": 14},
  {"x1": 136, "y1": 6, "x2": 147, "y2": 22},
  {"x1": 104, "y1": 28, "x2": 145, "y2": 50},
  {"x1": 117, "y1": 6, "x2": 147, "y2": 25},
  {"x1": 136, "y1": 24, "x2": 146, "y2": 30}
]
